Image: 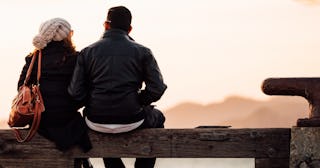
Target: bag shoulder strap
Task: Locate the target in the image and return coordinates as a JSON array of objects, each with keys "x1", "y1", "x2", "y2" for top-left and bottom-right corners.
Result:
[
  {"x1": 36, "y1": 50, "x2": 42, "y2": 84},
  {"x1": 24, "y1": 50, "x2": 42, "y2": 85},
  {"x1": 14, "y1": 50, "x2": 43, "y2": 142}
]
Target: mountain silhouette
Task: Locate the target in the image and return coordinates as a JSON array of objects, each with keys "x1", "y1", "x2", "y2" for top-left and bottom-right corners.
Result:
[
  {"x1": 0, "y1": 95, "x2": 309, "y2": 129},
  {"x1": 163, "y1": 95, "x2": 309, "y2": 128}
]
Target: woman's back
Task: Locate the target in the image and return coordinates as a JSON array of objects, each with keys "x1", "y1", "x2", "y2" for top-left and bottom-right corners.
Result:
[
  {"x1": 16, "y1": 18, "x2": 91, "y2": 154},
  {"x1": 36, "y1": 41, "x2": 78, "y2": 126}
]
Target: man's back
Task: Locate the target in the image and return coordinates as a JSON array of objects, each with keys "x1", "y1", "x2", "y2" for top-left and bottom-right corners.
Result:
[{"x1": 69, "y1": 29, "x2": 166, "y2": 124}]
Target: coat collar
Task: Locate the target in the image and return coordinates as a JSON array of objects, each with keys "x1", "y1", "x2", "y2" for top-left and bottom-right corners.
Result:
[{"x1": 102, "y1": 29, "x2": 129, "y2": 39}]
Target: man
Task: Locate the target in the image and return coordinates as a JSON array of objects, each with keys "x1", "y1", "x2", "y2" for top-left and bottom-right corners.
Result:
[{"x1": 68, "y1": 6, "x2": 167, "y2": 168}]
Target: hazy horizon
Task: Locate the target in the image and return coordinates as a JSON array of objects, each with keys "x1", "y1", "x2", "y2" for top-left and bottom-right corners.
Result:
[{"x1": 0, "y1": 95, "x2": 309, "y2": 129}]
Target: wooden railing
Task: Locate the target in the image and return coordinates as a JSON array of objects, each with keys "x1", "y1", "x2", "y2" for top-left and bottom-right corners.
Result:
[{"x1": 0, "y1": 128, "x2": 290, "y2": 168}]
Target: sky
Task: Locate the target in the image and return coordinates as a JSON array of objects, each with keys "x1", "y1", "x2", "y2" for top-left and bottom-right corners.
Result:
[{"x1": 0, "y1": 0, "x2": 320, "y2": 120}]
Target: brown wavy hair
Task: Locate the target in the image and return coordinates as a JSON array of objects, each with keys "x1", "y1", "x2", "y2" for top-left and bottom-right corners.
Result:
[{"x1": 62, "y1": 37, "x2": 76, "y2": 55}]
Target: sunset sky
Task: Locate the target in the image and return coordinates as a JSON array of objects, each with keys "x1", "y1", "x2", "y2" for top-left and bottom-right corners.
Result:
[{"x1": 0, "y1": 0, "x2": 320, "y2": 120}]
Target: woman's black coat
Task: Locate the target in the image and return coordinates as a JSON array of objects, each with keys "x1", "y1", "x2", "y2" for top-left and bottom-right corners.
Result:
[{"x1": 18, "y1": 41, "x2": 91, "y2": 152}]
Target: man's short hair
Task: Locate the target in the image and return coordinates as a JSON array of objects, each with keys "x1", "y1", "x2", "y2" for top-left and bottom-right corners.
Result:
[{"x1": 107, "y1": 6, "x2": 132, "y2": 31}]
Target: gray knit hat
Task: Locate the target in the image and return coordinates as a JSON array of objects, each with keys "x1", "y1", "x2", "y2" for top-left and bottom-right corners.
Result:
[{"x1": 33, "y1": 18, "x2": 72, "y2": 50}]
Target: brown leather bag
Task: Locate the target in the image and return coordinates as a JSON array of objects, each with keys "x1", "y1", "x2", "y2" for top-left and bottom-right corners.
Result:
[{"x1": 8, "y1": 50, "x2": 45, "y2": 142}]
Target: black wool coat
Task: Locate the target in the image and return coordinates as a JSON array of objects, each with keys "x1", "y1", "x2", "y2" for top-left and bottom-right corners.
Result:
[{"x1": 18, "y1": 41, "x2": 91, "y2": 152}]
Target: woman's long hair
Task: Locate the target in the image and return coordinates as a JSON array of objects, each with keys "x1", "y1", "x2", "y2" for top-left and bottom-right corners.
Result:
[
  {"x1": 61, "y1": 37, "x2": 76, "y2": 62},
  {"x1": 63, "y1": 38, "x2": 76, "y2": 53}
]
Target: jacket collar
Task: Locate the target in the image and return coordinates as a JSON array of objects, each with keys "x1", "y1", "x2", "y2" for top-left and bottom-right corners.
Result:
[{"x1": 102, "y1": 29, "x2": 129, "y2": 39}]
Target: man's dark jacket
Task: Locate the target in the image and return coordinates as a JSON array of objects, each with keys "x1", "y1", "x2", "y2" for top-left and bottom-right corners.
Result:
[{"x1": 68, "y1": 29, "x2": 167, "y2": 124}]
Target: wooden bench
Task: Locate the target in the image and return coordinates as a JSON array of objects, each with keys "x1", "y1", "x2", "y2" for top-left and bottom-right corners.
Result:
[{"x1": 0, "y1": 128, "x2": 290, "y2": 168}]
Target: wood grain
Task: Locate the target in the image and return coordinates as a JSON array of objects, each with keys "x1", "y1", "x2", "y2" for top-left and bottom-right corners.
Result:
[{"x1": 0, "y1": 128, "x2": 290, "y2": 168}]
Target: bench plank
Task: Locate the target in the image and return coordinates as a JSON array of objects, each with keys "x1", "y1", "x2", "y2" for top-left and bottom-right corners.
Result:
[{"x1": 0, "y1": 128, "x2": 290, "y2": 168}]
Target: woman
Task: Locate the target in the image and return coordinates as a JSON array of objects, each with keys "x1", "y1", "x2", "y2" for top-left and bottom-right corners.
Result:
[{"x1": 17, "y1": 18, "x2": 92, "y2": 167}]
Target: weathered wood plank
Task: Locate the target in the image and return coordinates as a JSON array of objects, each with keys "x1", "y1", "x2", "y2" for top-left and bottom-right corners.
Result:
[
  {"x1": 0, "y1": 128, "x2": 290, "y2": 168},
  {"x1": 255, "y1": 158, "x2": 289, "y2": 168},
  {"x1": 0, "y1": 159, "x2": 73, "y2": 168},
  {"x1": 169, "y1": 128, "x2": 290, "y2": 158},
  {"x1": 0, "y1": 131, "x2": 73, "y2": 160}
]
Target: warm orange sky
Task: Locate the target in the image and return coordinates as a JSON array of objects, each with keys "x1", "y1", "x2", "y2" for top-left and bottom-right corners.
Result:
[{"x1": 1, "y1": 0, "x2": 320, "y2": 120}]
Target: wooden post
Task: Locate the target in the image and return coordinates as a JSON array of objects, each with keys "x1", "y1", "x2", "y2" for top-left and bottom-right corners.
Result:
[
  {"x1": 290, "y1": 127, "x2": 320, "y2": 168},
  {"x1": 261, "y1": 77, "x2": 320, "y2": 167}
]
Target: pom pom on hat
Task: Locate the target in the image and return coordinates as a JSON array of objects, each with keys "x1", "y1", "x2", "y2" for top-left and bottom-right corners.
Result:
[
  {"x1": 33, "y1": 18, "x2": 72, "y2": 50},
  {"x1": 33, "y1": 35, "x2": 47, "y2": 50}
]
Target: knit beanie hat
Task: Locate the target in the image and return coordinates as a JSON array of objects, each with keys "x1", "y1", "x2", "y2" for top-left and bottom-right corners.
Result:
[{"x1": 33, "y1": 18, "x2": 72, "y2": 50}]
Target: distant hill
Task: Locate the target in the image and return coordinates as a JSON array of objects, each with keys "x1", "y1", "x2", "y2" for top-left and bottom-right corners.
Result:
[
  {"x1": 163, "y1": 96, "x2": 309, "y2": 128},
  {"x1": 0, "y1": 95, "x2": 309, "y2": 129}
]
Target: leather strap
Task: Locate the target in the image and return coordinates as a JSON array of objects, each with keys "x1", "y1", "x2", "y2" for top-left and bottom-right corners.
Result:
[
  {"x1": 14, "y1": 50, "x2": 43, "y2": 142},
  {"x1": 23, "y1": 51, "x2": 39, "y2": 85},
  {"x1": 37, "y1": 50, "x2": 42, "y2": 83}
]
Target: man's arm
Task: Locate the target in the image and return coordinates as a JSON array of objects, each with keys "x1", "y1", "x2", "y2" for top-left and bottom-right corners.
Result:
[
  {"x1": 140, "y1": 48, "x2": 167, "y2": 105},
  {"x1": 68, "y1": 50, "x2": 89, "y2": 104}
]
